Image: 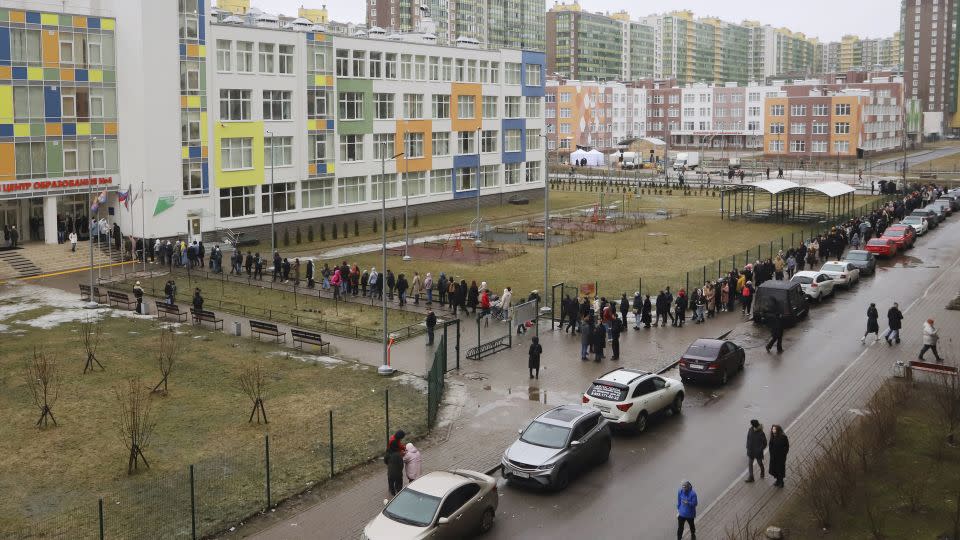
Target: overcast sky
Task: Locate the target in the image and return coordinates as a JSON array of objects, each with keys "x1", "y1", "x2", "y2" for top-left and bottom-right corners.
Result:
[{"x1": 244, "y1": 0, "x2": 902, "y2": 42}]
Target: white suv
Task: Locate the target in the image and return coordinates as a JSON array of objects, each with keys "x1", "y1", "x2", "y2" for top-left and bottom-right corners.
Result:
[
  {"x1": 791, "y1": 270, "x2": 835, "y2": 302},
  {"x1": 581, "y1": 368, "x2": 684, "y2": 433},
  {"x1": 819, "y1": 261, "x2": 860, "y2": 289}
]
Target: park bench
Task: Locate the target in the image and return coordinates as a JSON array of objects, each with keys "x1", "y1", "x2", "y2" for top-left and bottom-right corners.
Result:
[
  {"x1": 908, "y1": 360, "x2": 958, "y2": 378},
  {"x1": 79, "y1": 284, "x2": 107, "y2": 303},
  {"x1": 466, "y1": 335, "x2": 511, "y2": 361},
  {"x1": 156, "y1": 302, "x2": 188, "y2": 322},
  {"x1": 107, "y1": 291, "x2": 137, "y2": 310},
  {"x1": 190, "y1": 308, "x2": 224, "y2": 330},
  {"x1": 250, "y1": 320, "x2": 286, "y2": 343},
  {"x1": 475, "y1": 245, "x2": 502, "y2": 255},
  {"x1": 422, "y1": 241, "x2": 447, "y2": 249},
  {"x1": 291, "y1": 328, "x2": 331, "y2": 353}
]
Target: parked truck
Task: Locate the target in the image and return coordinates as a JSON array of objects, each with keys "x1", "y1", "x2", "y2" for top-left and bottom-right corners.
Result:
[
  {"x1": 620, "y1": 152, "x2": 642, "y2": 169},
  {"x1": 672, "y1": 152, "x2": 700, "y2": 171}
]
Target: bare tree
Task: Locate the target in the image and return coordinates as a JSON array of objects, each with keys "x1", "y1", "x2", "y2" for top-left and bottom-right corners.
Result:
[
  {"x1": 238, "y1": 361, "x2": 268, "y2": 424},
  {"x1": 151, "y1": 326, "x2": 180, "y2": 395},
  {"x1": 25, "y1": 349, "x2": 60, "y2": 428},
  {"x1": 930, "y1": 373, "x2": 960, "y2": 446},
  {"x1": 115, "y1": 377, "x2": 157, "y2": 475},
  {"x1": 79, "y1": 316, "x2": 104, "y2": 373}
]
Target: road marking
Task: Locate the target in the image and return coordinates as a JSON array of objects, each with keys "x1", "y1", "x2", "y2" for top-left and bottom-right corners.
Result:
[
  {"x1": 698, "y1": 246, "x2": 960, "y2": 521},
  {"x1": 0, "y1": 260, "x2": 138, "y2": 285}
]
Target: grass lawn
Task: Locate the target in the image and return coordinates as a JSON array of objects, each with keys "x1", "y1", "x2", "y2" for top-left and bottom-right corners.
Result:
[
  {"x1": 774, "y1": 384, "x2": 960, "y2": 539},
  {"x1": 123, "y1": 273, "x2": 426, "y2": 341},
  {"x1": 0, "y1": 283, "x2": 427, "y2": 539}
]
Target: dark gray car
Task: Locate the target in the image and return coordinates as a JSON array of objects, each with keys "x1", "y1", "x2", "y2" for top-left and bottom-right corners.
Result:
[
  {"x1": 501, "y1": 405, "x2": 611, "y2": 491},
  {"x1": 842, "y1": 250, "x2": 877, "y2": 276}
]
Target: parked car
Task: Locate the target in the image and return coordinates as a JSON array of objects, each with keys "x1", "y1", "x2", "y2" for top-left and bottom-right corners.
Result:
[
  {"x1": 751, "y1": 280, "x2": 809, "y2": 324},
  {"x1": 819, "y1": 261, "x2": 861, "y2": 288},
  {"x1": 841, "y1": 250, "x2": 877, "y2": 276},
  {"x1": 899, "y1": 215, "x2": 929, "y2": 236},
  {"x1": 501, "y1": 405, "x2": 611, "y2": 491},
  {"x1": 678, "y1": 338, "x2": 745, "y2": 385},
  {"x1": 880, "y1": 224, "x2": 916, "y2": 250},
  {"x1": 910, "y1": 209, "x2": 940, "y2": 228},
  {"x1": 937, "y1": 196, "x2": 959, "y2": 211},
  {"x1": 923, "y1": 204, "x2": 948, "y2": 222},
  {"x1": 865, "y1": 238, "x2": 898, "y2": 258},
  {"x1": 790, "y1": 270, "x2": 836, "y2": 302},
  {"x1": 363, "y1": 470, "x2": 498, "y2": 539},
  {"x1": 930, "y1": 200, "x2": 954, "y2": 217},
  {"x1": 581, "y1": 368, "x2": 684, "y2": 433}
]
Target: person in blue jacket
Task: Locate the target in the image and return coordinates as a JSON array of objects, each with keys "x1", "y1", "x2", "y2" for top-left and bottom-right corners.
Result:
[{"x1": 677, "y1": 480, "x2": 698, "y2": 540}]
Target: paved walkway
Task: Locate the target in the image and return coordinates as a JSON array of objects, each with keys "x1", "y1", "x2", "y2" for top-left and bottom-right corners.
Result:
[
  {"x1": 0, "y1": 239, "x2": 122, "y2": 281},
  {"x1": 695, "y1": 251, "x2": 960, "y2": 538}
]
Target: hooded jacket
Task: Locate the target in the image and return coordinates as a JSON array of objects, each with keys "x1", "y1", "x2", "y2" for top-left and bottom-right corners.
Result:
[
  {"x1": 677, "y1": 483, "x2": 698, "y2": 519},
  {"x1": 746, "y1": 423, "x2": 768, "y2": 458},
  {"x1": 402, "y1": 443, "x2": 422, "y2": 481},
  {"x1": 923, "y1": 321, "x2": 939, "y2": 345}
]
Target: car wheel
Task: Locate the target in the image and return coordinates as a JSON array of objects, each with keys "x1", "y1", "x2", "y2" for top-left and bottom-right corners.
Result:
[
  {"x1": 552, "y1": 466, "x2": 570, "y2": 492},
  {"x1": 720, "y1": 369, "x2": 729, "y2": 385},
  {"x1": 479, "y1": 508, "x2": 495, "y2": 534},
  {"x1": 671, "y1": 393, "x2": 684, "y2": 415},
  {"x1": 739, "y1": 357, "x2": 745, "y2": 371},
  {"x1": 634, "y1": 412, "x2": 649, "y2": 434}
]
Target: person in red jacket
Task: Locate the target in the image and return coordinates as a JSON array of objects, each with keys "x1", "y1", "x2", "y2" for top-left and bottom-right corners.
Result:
[{"x1": 479, "y1": 288, "x2": 492, "y2": 326}]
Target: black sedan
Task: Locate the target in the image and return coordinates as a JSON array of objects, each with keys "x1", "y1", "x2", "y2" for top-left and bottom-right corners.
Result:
[{"x1": 677, "y1": 339, "x2": 745, "y2": 385}]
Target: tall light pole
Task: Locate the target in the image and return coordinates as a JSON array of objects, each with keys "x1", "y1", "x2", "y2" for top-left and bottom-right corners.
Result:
[
  {"x1": 266, "y1": 130, "x2": 276, "y2": 254},
  {"x1": 379, "y1": 144, "x2": 404, "y2": 377},
  {"x1": 84, "y1": 137, "x2": 98, "y2": 309},
  {"x1": 402, "y1": 135, "x2": 411, "y2": 261},
  {"x1": 475, "y1": 127, "x2": 482, "y2": 245},
  {"x1": 541, "y1": 134, "x2": 550, "y2": 305}
]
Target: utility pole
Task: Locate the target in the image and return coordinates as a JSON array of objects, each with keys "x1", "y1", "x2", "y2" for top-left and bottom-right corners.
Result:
[
  {"x1": 266, "y1": 130, "x2": 276, "y2": 254},
  {"x1": 378, "y1": 144, "x2": 404, "y2": 377},
  {"x1": 84, "y1": 137, "x2": 98, "y2": 309}
]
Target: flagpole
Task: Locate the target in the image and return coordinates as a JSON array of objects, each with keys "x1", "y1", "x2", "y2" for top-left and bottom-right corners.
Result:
[{"x1": 141, "y1": 180, "x2": 146, "y2": 275}]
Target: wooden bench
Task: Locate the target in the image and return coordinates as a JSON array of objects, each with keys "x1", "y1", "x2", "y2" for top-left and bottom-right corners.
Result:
[
  {"x1": 190, "y1": 308, "x2": 224, "y2": 330},
  {"x1": 466, "y1": 335, "x2": 511, "y2": 361},
  {"x1": 156, "y1": 302, "x2": 188, "y2": 322},
  {"x1": 291, "y1": 328, "x2": 331, "y2": 353},
  {"x1": 250, "y1": 320, "x2": 286, "y2": 343},
  {"x1": 475, "y1": 246, "x2": 502, "y2": 255},
  {"x1": 79, "y1": 284, "x2": 107, "y2": 303},
  {"x1": 107, "y1": 291, "x2": 137, "y2": 310},
  {"x1": 909, "y1": 360, "x2": 958, "y2": 378}
]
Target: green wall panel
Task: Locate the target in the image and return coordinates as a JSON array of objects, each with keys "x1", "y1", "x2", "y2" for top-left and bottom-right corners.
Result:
[
  {"x1": 335, "y1": 79, "x2": 373, "y2": 135},
  {"x1": 46, "y1": 141, "x2": 63, "y2": 176}
]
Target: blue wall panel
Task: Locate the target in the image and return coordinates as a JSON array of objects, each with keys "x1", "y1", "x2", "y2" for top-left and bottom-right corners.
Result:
[
  {"x1": 501, "y1": 118, "x2": 526, "y2": 164},
  {"x1": 452, "y1": 153, "x2": 480, "y2": 199},
  {"x1": 44, "y1": 86, "x2": 61, "y2": 121}
]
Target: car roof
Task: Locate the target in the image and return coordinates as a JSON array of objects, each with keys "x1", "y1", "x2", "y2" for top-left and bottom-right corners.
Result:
[
  {"x1": 757, "y1": 279, "x2": 797, "y2": 290},
  {"x1": 867, "y1": 238, "x2": 889, "y2": 244},
  {"x1": 821, "y1": 261, "x2": 845, "y2": 265},
  {"x1": 901, "y1": 216, "x2": 922, "y2": 221},
  {"x1": 536, "y1": 404, "x2": 596, "y2": 427},
  {"x1": 595, "y1": 368, "x2": 652, "y2": 386},
  {"x1": 689, "y1": 338, "x2": 726, "y2": 349},
  {"x1": 887, "y1": 224, "x2": 909, "y2": 229},
  {"x1": 407, "y1": 471, "x2": 471, "y2": 497},
  {"x1": 846, "y1": 249, "x2": 870, "y2": 255},
  {"x1": 793, "y1": 270, "x2": 821, "y2": 277}
]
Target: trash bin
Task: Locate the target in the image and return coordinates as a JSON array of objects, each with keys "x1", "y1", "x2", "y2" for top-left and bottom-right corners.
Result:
[
  {"x1": 893, "y1": 360, "x2": 907, "y2": 378},
  {"x1": 234, "y1": 321, "x2": 242, "y2": 336},
  {"x1": 140, "y1": 303, "x2": 149, "y2": 316}
]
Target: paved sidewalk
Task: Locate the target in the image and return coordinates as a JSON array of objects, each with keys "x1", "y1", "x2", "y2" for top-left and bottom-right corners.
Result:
[{"x1": 695, "y1": 251, "x2": 960, "y2": 537}]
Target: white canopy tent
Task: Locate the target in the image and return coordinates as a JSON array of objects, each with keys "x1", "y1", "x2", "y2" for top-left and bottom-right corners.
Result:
[
  {"x1": 569, "y1": 148, "x2": 588, "y2": 165},
  {"x1": 586, "y1": 149, "x2": 605, "y2": 166}
]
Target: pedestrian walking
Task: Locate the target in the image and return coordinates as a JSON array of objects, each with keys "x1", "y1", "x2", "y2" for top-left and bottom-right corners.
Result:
[
  {"x1": 883, "y1": 302, "x2": 903, "y2": 345},
  {"x1": 402, "y1": 442, "x2": 422, "y2": 483},
  {"x1": 528, "y1": 336, "x2": 542, "y2": 379},
  {"x1": 765, "y1": 312, "x2": 784, "y2": 353},
  {"x1": 919, "y1": 318, "x2": 943, "y2": 362},
  {"x1": 424, "y1": 272, "x2": 433, "y2": 305},
  {"x1": 768, "y1": 425, "x2": 789, "y2": 488},
  {"x1": 411, "y1": 272, "x2": 421, "y2": 305},
  {"x1": 384, "y1": 439, "x2": 404, "y2": 496},
  {"x1": 69, "y1": 231, "x2": 78, "y2": 252},
  {"x1": 133, "y1": 281, "x2": 144, "y2": 314},
  {"x1": 425, "y1": 310, "x2": 437, "y2": 346},
  {"x1": 861, "y1": 303, "x2": 880, "y2": 344},
  {"x1": 610, "y1": 315, "x2": 621, "y2": 360},
  {"x1": 745, "y1": 419, "x2": 768, "y2": 483},
  {"x1": 676, "y1": 480, "x2": 698, "y2": 540}
]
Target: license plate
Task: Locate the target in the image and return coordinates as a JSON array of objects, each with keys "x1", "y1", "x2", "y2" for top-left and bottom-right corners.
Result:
[
  {"x1": 688, "y1": 364, "x2": 704, "y2": 370},
  {"x1": 511, "y1": 470, "x2": 530, "y2": 478}
]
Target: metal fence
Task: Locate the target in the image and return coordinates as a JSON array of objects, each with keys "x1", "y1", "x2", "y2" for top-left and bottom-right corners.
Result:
[{"x1": 427, "y1": 334, "x2": 447, "y2": 428}]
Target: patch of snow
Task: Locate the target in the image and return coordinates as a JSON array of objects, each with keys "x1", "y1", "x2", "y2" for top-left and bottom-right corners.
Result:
[
  {"x1": 0, "y1": 283, "x2": 140, "y2": 329},
  {"x1": 317, "y1": 234, "x2": 459, "y2": 260},
  {"x1": 394, "y1": 373, "x2": 428, "y2": 394},
  {"x1": 0, "y1": 323, "x2": 8, "y2": 332},
  {"x1": 268, "y1": 351, "x2": 345, "y2": 367}
]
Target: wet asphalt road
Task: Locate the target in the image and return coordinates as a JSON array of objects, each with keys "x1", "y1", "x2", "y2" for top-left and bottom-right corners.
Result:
[{"x1": 485, "y1": 220, "x2": 960, "y2": 540}]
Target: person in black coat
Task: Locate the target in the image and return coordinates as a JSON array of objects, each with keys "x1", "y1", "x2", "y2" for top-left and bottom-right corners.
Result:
[
  {"x1": 768, "y1": 424, "x2": 789, "y2": 488},
  {"x1": 619, "y1": 294, "x2": 629, "y2": 325},
  {"x1": 641, "y1": 295, "x2": 652, "y2": 328},
  {"x1": 592, "y1": 323, "x2": 606, "y2": 362},
  {"x1": 384, "y1": 440, "x2": 405, "y2": 496},
  {"x1": 862, "y1": 303, "x2": 879, "y2": 344},
  {"x1": 765, "y1": 312, "x2": 784, "y2": 353},
  {"x1": 632, "y1": 292, "x2": 642, "y2": 329},
  {"x1": 610, "y1": 315, "x2": 621, "y2": 360},
  {"x1": 528, "y1": 336, "x2": 542, "y2": 379},
  {"x1": 306, "y1": 260, "x2": 315, "y2": 288},
  {"x1": 745, "y1": 419, "x2": 768, "y2": 482},
  {"x1": 884, "y1": 302, "x2": 903, "y2": 345},
  {"x1": 425, "y1": 310, "x2": 437, "y2": 346},
  {"x1": 192, "y1": 288, "x2": 204, "y2": 312}
]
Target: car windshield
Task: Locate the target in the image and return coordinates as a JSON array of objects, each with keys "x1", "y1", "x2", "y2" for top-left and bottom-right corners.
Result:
[
  {"x1": 901, "y1": 218, "x2": 920, "y2": 224},
  {"x1": 846, "y1": 252, "x2": 869, "y2": 261},
  {"x1": 792, "y1": 276, "x2": 813, "y2": 284},
  {"x1": 384, "y1": 488, "x2": 442, "y2": 528},
  {"x1": 821, "y1": 264, "x2": 844, "y2": 272},
  {"x1": 885, "y1": 229, "x2": 905, "y2": 237},
  {"x1": 520, "y1": 421, "x2": 571, "y2": 449},
  {"x1": 867, "y1": 239, "x2": 887, "y2": 246}
]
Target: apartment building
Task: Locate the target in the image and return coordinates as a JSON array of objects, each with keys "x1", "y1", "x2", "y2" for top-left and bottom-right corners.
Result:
[
  {"x1": 763, "y1": 77, "x2": 904, "y2": 158},
  {"x1": 901, "y1": 0, "x2": 959, "y2": 133}
]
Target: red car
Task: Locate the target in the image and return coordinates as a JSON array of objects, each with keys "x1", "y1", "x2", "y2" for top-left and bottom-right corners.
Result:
[
  {"x1": 865, "y1": 238, "x2": 898, "y2": 258},
  {"x1": 881, "y1": 225, "x2": 916, "y2": 250}
]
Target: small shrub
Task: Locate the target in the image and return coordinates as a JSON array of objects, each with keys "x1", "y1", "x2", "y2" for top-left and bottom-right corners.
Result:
[
  {"x1": 307, "y1": 225, "x2": 314, "y2": 242},
  {"x1": 332, "y1": 223, "x2": 338, "y2": 239},
  {"x1": 354, "y1": 220, "x2": 359, "y2": 237},
  {"x1": 282, "y1": 228, "x2": 289, "y2": 247},
  {"x1": 342, "y1": 222, "x2": 348, "y2": 238},
  {"x1": 372, "y1": 218, "x2": 378, "y2": 233},
  {"x1": 295, "y1": 227, "x2": 302, "y2": 244},
  {"x1": 320, "y1": 223, "x2": 326, "y2": 241}
]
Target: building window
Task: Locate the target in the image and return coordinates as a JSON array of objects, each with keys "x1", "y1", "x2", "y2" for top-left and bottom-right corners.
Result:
[
  {"x1": 180, "y1": 61, "x2": 200, "y2": 93},
  {"x1": 340, "y1": 134, "x2": 364, "y2": 162},
  {"x1": 770, "y1": 104, "x2": 784, "y2": 116},
  {"x1": 236, "y1": 41, "x2": 254, "y2": 72},
  {"x1": 455, "y1": 58, "x2": 465, "y2": 82},
  {"x1": 457, "y1": 131, "x2": 475, "y2": 154},
  {"x1": 182, "y1": 162, "x2": 203, "y2": 195},
  {"x1": 525, "y1": 161, "x2": 541, "y2": 183},
  {"x1": 525, "y1": 97, "x2": 541, "y2": 119},
  {"x1": 481, "y1": 130, "x2": 498, "y2": 153},
  {"x1": 14, "y1": 86, "x2": 44, "y2": 121},
  {"x1": 525, "y1": 64, "x2": 542, "y2": 86},
  {"x1": 482, "y1": 96, "x2": 498, "y2": 118},
  {"x1": 10, "y1": 29, "x2": 41, "y2": 63},
  {"x1": 372, "y1": 93, "x2": 394, "y2": 120},
  {"x1": 404, "y1": 132, "x2": 424, "y2": 158},
  {"x1": 302, "y1": 178, "x2": 334, "y2": 208},
  {"x1": 480, "y1": 165, "x2": 499, "y2": 188},
  {"x1": 336, "y1": 49, "x2": 349, "y2": 76},
  {"x1": 769, "y1": 123, "x2": 784, "y2": 134},
  {"x1": 457, "y1": 95, "x2": 475, "y2": 119},
  {"x1": 811, "y1": 140, "x2": 828, "y2": 153},
  {"x1": 264, "y1": 136, "x2": 293, "y2": 167},
  {"x1": 308, "y1": 133, "x2": 332, "y2": 162},
  {"x1": 504, "y1": 129, "x2": 522, "y2": 152},
  {"x1": 834, "y1": 122, "x2": 851, "y2": 134},
  {"x1": 415, "y1": 55, "x2": 427, "y2": 80},
  {"x1": 221, "y1": 137, "x2": 253, "y2": 170},
  {"x1": 178, "y1": 6, "x2": 198, "y2": 40},
  {"x1": 403, "y1": 94, "x2": 424, "y2": 119},
  {"x1": 441, "y1": 57, "x2": 453, "y2": 81},
  {"x1": 385, "y1": 53, "x2": 398, "y2": 79},
  {"x1": 457, "y1": 167, "x2": 476, "y2": 190},
  {"x1": 217, "y1": 40, "x2": 232, "y2": 71},
  {"x1": 505, "y1": 96, "x2": 521, "y2": 118},
  {"x1": 489, "y1": 61, "x2": 499, "y2": 83},
  {"x1": 181, "y1": 111, "x2": 201, "y2": 145},
  {"x1": 429, "y1": 56, "x2": 440, "y2": 81},
  {"x1": 789, "y1": 104, "x2": 806, "y2": 116},
  {"x1": 526, "y1": 129, "x2": 541, "y2": 150},
  {"x1": 812, "y1": 122, "x2": 828, "y2": 134},
  {"x1": 403, "y1": 171, "x2": 427, "y2": 197},
  {"x1": 504, "y1": 162, "x2": 521, "y2": 185},
  {"x1": 14, "y1": 142, "x2": 45, "y2": 179},
  {"x1": 835, "y1": 103, "x2": 851, "y2": 115},
  {"x1": 505, "y1": 62, "x2": 521, "y2": 84},
  {"x1": 790, "y1": 140, "x2": 806, "y2": 152},
  {"x1": 371, "y1": 173, "x2": 398, "y2": 200},
  {"x1": 401, "y1": 54, "x2": 413, "y2": 79},
  {"x1": 259, "y1": 43, "x2": 275, "y2": 74},
  {"x1": 338, "y1": 176, "x2": 367, "y2": 205},
  {"x1": 261, "y1": 181, "x2": 296, "y2": 213},
  {"x1": 431, "y1": 169, "x2": 452, "y2": 193},
  {"x1": 339, "y1": 92, "x2": 364, "y2": 120},
  {"x1": 278, "y1": 44, "x2": 294, "y2": 74},
  {"x1": 373, "y1": 134, "x2": 395, "y2": 160},
  {"x1": 812, "y1": 104, "x2": 829, "y2": 116},
  {"x1": 432, "y1": 95, "x2": 451, "y2": 119},
  {"x1": 790, "y1": 123, "x2": 806, "y2": 135},
  {"x1": 308, "y1": 89, "x2": 330, "y2": 117},
  {"x1": 351, "y1": 50, "x2": 366, "y2": 78},
  {"x1": 219, "y1": 89, "x2": 251, "y2": 121},
  {"x1": 560, "y1": 108, "x2": 572, "y2": 119},
  {"x1": 432, "y1": 132, "x2": 450, "y2": 156},
  {"x1": 220, "y1": 187, "x2": 256, "y2": 218},
  {"x1": 263, "y1": 90, "x2": 292, "y2": 120},
  {"x1": 368, "y1": 51, "x2": 382, "y2": 78},
  {"x1": 310, "y1": 46, "x2": 328, "y2": 72},
  {"x1": 833, "y1": 140, "x2": 850, "y2": 153}
]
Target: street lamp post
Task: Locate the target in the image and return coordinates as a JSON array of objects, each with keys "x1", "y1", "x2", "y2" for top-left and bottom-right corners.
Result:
[
  {"x1": 541, "y1": 134, "x2": 550, "y2": 306},
  {"x1": 84, "y1": 137, "x2": 98, "y2": 309},
  {"x1": 379, "y1": 145, "x2": 404, "y2": 377},
  {"x1": 402, "y1": 137, "x2": 411, "y2": 261},
  {"x1": 266, "y1": 130, "x2": 276, "y2": 254},
  {"x1": 475, "y1": 127, "x2": 481, "y2": 246}
]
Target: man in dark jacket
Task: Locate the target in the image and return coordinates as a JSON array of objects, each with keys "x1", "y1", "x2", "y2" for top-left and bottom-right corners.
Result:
[
  {"x1": 272, "y1": 251, "x2": 282, "y2": 282},
  {"x1": 385, "y1": 441, "x2": 405, "y2": 496},
  {"x1": 632, "y1": 292, "x2": 642, "y2": 329},
  {"x1": 884, "y1": 302, "x2": 903, "y2": 345},
  {"x1": 425, "y1": 310, "x2": 437, "y2": 345},
  {"x1": 765, "y1": 312, "x2": 784, "y2": 353},
  {"x1": 610, "y1": 315, "x2": 621, "y2": 360},
  {"x1": 396, "y1": 273, "x2": 408, "y2": 306},
  {"x1": 745, "y1": 419, "x2": 768, "y2": 482}
]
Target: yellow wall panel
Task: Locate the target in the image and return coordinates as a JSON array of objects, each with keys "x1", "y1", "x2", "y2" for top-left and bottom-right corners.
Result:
[
  {"x1": 101, "y1": 19, "x2": 116, "y2": 31},
  {"x1": 14, "y1": 124, "x2": 30, "y2": 137},
  {"x1": 0, "y1": 86, "x2": 13, "y2": 124},
  {"x1": 395, "y1": 119, "x2": 433, "y2": 173},
  {"x1": 213, "y1": 121, "x2": 265, "y2": 188},
  {"x1": 27, "y1": 67, "x2": 43, "y2": 81},
  {"x1": 42, "y1": 30, "x2": 59, "y2": 67},
  {"x1": 451, "y1": 83, "x2": 482, "y2": 132},
  {"x1": 88, "y1": 69, "x2": 103, "y2": 83},
  {"x1": 76, "y1": 122, "x2": 91, "y2": 135}
]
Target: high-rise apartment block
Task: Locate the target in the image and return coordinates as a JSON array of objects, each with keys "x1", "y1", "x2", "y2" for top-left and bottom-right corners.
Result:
[
  {"x1": 901, "y1": 0, "x2": 959, "y2": 133},
  {"x1": 367, "y1": 0, "x2": 546, "y2": 52}
]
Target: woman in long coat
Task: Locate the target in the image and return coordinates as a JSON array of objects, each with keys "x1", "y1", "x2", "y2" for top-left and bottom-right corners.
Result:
[{"x1": 768, "y1": 424, "x2": 789, "y2": 488}]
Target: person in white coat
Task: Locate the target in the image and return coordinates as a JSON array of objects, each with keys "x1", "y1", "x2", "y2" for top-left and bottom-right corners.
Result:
[
  {"x1": 496, "y1": 287, "x2": 513, "y2": 319},
  {"x1": 403, "y1": 442, "x2": 422, "y2": 483},
  {"x1": 68, "y1": 231, "x2": 78, "y2": 252},
  {"x1": 919, "y1": 319, "x2": 943, "y2": 363}
]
